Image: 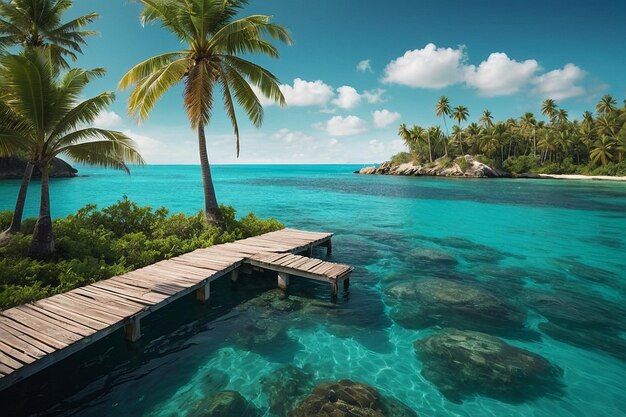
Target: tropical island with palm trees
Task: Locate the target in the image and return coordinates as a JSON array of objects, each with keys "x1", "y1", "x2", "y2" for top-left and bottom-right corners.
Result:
[
  {"x1": 1, "y1": 1, "x2": 626, "y2": 417},
  {"x1": 358, "y1": 95, "x2": 626, "y2": 180}
]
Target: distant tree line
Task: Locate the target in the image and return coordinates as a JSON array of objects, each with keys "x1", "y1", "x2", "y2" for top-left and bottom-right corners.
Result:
[{"x1": 397, "y1": 95, "x2": 626, "y2": 175}]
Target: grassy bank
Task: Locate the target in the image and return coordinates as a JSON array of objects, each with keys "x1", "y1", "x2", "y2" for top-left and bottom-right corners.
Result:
[{"x1": 0, "y1": 198, "x2": 283, "y2": 310}]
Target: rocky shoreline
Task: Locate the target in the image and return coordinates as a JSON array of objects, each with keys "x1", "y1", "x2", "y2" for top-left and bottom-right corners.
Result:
[
  {"x1": 356, "y1": 156, "x2": 626, "y2": 181},
  {"x1": 0, "y1": 157, "x2": 78, "y2": 180},
  {"x1": 356, "y1": 156, "x2": 509, "y2": 178}
]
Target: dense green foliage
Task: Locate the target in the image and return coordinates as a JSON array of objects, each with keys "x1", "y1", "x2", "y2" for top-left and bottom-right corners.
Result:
[
  {"x1": 0, "y1": 199, "x2": 283, "y2": 309},
  {"x1": 398, "y1": 96, "x2": 626, "y2": 175}
]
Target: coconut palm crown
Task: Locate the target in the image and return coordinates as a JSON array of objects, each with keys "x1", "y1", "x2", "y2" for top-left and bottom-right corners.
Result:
[
  {"x1": 0, "y1": 50, "x2": 144, "y2": 257},
  {"x1": 119, "y1": 0, "x2": 292, "y2": 223},
  {"x1": 0, "y1": 0, "x2": 98, "y2": 68}
]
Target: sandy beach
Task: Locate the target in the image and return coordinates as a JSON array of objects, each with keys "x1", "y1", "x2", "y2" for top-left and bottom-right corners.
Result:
[{"x1": 533, "y1": 174, "x2": 626, "y2": 182}]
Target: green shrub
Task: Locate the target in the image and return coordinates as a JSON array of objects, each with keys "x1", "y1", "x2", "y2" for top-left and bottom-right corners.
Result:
[
  {"x1": 390, "y1": 152, "x2": 413, "y2": 166},
  {"x1": 503, "y1": 155, "x2": 540, "y2": 174},
  {"x1": 439, "y1": 157, "x2": 452, "y2": 168},
  {"x1": 0, "y1": 199, "x2": 283, "y2": 309}
]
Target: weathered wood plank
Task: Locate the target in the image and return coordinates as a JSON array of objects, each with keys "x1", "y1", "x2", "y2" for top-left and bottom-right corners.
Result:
[
  {"x1": 0, "y1": 326, "x2": 48, "y2": 359},
  {"x1": 0, "y1": 322, "x2": 57, "y2": 354},
  {"x1": 36, "y1": 296, "x2": 120, "y2": 327},
  {"x1": 14, "y1": 306, "x2": 95, "y2": 338},
  {"x1": 1, "y1": 309, "x2": 83, "y2": 344},
  {"x1": 0, "y1": 340, "x2": 37, "y2": 365},
  {"x1": 29, "y1": 303, "x2": 107, "y2": 332},
  {"x1": 0, "y1": 317, "x2": 69, "y2": 350}
]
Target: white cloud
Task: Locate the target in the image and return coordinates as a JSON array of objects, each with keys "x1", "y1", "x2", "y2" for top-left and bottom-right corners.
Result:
[
  {"x1": 332, "y1": 86, "x2": 362, "y2": 109},
  {"x1": 280, "y1": 78, "x2": 335, "y2": 107},
  {"x1": 368, "y1": 139, "x2": 385, "y2": 155},
  {"x1": 94, "y1": 111, "x2": 123, "y2": 128},
  {"x1": 533, "y1": 63, "x2": 586, "y2": 100},
  {"x1": 362, "y1": 88, "x2": 385, "y2": 104},
  {"x1": 251, "y1": 78, "x2": 334, "y2": 107},
  {"x1": 373, "y1": 109, "x2": 401, "y2": 128},
  {"x1": 465, "y1": 52, "x2": 539, "y2": 96},
  {"x1": 272, "y1": 128, "x2": 314, "y2": 144},
  {"x1": 357, "y1": 59, "x2": 372, "y2": 72},
  {"x1": 382, "y1": 43, "x2": 466, "y2": 88},
  {"x1": 319, "y1": 115, "x2": 368, "y2": 137}
]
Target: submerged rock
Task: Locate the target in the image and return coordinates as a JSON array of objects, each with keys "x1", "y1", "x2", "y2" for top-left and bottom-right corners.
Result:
[
  {"x1": 291, "y1": 379, "x2": 418, "y2": 417},
  {"x1": 523, "y1": 290, "x2": 626, "y2": 361},
  {"x1": 261, "y1": 365, "x2": 315, "y2": 417},
  {"x1": 386, "y1": 278, "x2": 526, "y2": 333},
  {"x1": 188, "y1": 390, "x2": 261, "y2": 417},
  {"x1": 230, "y1": 317, "x2": 284, "y2": 348},
  {"x1": 411, "y1": 248, "x2": 458, "y2": 266},
  {"x1": 415, "y1": 329, "x2": 563, "y2": 403}
]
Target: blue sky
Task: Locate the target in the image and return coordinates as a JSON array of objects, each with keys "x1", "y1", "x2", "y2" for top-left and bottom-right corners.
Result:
[{"x1": 68, "y1": 0, "x2": 626, "y2": 164}]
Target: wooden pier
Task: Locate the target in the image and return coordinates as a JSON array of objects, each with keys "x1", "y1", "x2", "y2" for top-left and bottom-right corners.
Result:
[{"x1": 0, "y1": 228, "x2": 352, "y2": 390}]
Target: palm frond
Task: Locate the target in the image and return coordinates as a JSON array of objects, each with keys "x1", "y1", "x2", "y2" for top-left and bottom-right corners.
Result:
[
  {"x1": 119, "y1": 51, "x2": 187, "y2": 90},
  {"x1": 223, "y1": 55, "x2": 285, "y2": 106},
  {"x1": 126, "y1": 57, "x2": 190, "y2": 122}
]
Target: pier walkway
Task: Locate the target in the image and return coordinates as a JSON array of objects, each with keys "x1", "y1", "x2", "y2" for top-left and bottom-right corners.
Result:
[{"x1": 0, "y1": 228, "x2": 352, "y2": 390}]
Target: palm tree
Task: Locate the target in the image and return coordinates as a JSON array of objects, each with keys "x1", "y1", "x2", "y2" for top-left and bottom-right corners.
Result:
[
  {"x1": 596, "y1": 94, "x2": 617, "y2": 116},
  {"x1": 520, "y1": 112, "x2": 537, "y2": 157},
  {"x1": 480, "y1": 109, "x2": 494, "y2": 129},
  {"x1": 413, "y1": 125, "x2": 432, "y2": 162},
  {"x1": 0, "y1": 50, "x2": 144, "y2": 257},
  {"x1": 0, "y1": 0, "x2": 98, "y2": 68},
  {"x1": 451, "y1": 105, "x2": 469, "y2": 155},
  {"x1": 435, "y1": 96, "x2": 451, "y2": 150},
  {"x1": 556, "y1": 108, "x2": 569, "y2": 125},
  {"x1": 120, "y1": 0, "x2": 292, "y2": 223},
  {"x1": 0, "y1": 0, "x2": 98, "y2": 244},
  {"x1": 541, "y1": 99, "x2": 558, "y2": 124},
  {"x1": 590, "y1": 136, "x2": 617, "y2": 166}
]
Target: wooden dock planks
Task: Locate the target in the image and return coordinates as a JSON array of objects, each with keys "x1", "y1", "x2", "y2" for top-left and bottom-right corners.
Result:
[
  {"x1": 245, "y1": 252, "x2": 353, "y2": 283},
  {"x1": 0, "y1": 228, "x2": 342, "y2": 390}
]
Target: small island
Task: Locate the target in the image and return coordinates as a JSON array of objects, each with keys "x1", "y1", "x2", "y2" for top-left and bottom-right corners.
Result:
[{"x1": 357, "y1": 96, "x2": 626, "y2": 181}]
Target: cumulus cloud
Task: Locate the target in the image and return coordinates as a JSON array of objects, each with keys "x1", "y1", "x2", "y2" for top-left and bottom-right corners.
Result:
[
  {"x1": 332, "y1": 86, "x2": 362, "y2": 109},
  {"x1": 252, "y1": 78, "x2": 334, "y2": 107},
  {"x1": 373, "y1": 109, "x2": 401, "y2": 128},
  {"x1": 533, "y1": 63, "x2": 586, "y2": 100},
  {"x1": 272, "y1": 128, "x2": 314, "y2": 144},
  {"x1": 362, "y1": 88, "x2": 385, "y2": 104},
  {"x1": 382, "y1": 43, "x2": 466, "y2": 88},
  {"x1": 319, "y1": 115, "x2": 368, "y2": 137},
  {"x1": 94, "y1": 111, "x2": 123, "y2": 128},
  {"x1": 280, "y1": 78, "x2": 335, "y2": 107},
  {"x1": 382, "y1": 43, "x2": 592, "y2": 101},
  {"x1": 465, "y1": 53, "x2": 539, "y2": 96},
  {"x1": 357, "y1": 59, "x2": 372, "y2": 72}
]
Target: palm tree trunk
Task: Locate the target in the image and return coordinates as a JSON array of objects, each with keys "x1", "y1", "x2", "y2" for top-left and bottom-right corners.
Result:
[
  {"x1": 0, "y1": 162, "x2": 34, "y2": 245},
  {"x1": 198, "y1": 125, "x2": 220, "y2": 224},
  {"x1": 30, "y1": 163, "x2": 55, "y2": 258},
  {"x1": 427, "y1": 133, "x2": 433, "y2": 162}
]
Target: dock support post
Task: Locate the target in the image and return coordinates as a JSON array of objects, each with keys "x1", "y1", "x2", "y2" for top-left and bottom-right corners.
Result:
[
  {"x1": 196, "y1": 282, "x2": 210, "y2": 303},
  {"x1": 326, "y1": 239, "x2": 332, "y2": 256},
  {"x1": 330, "y1": 282, "x2": 338, "y2": 302},
  {"x1": 278, "y1": 272, "x2": 290, "y2": 290},
  {"x1": 231, "y1": 269, "x2": 239, "y2": 284},
  {"x1": 125, "y1": 316, "x2": 141, "y2": 342},
  {"x1": 343, "y1": 277, "x2": 350, "y2": 290},
  {"x1": 306, "y1": 247, "x2": 313, "y2": 257}
]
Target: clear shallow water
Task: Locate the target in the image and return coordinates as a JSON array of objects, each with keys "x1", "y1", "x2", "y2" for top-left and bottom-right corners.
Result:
[{"x1": 1, "y1": 165, "x2": 625, "y2": 417}]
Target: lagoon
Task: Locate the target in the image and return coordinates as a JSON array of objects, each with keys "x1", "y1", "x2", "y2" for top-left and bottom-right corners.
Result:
[{"x1": 1, "y1": 164, "x2": 625, "y2": 417}]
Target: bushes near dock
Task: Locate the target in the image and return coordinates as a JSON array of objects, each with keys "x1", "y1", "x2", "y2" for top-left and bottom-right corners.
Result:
[{"x1": 0, "y1": 198, "x2": 283, "y2": 309}]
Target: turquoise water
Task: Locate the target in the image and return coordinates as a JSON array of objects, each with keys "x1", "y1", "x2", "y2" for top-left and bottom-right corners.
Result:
[{"x1": 1, "y1": 165, "x2": 626, "y2": 416}]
